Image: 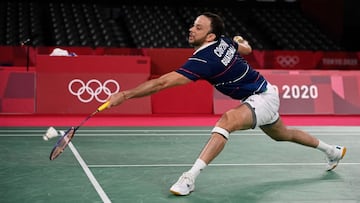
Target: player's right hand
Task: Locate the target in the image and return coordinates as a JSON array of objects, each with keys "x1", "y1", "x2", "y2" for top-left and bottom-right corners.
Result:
[
  {"x1": 233, "y1": 36, "x2": 244, "y2": 43},
  {"x1": 107, "y1": 91, "x2": 127, "y2": 107}
]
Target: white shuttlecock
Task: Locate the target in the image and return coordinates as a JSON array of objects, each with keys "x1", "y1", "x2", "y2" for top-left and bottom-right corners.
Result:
[{"x1": 43, "y1": 126, "x2": 59, "y2": 141}]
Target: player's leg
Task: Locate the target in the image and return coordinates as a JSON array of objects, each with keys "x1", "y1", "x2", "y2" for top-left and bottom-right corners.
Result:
[
  {"x1": 260, "y1": 118, "x2": 319, "y2": 147},
  {"x1": 244, "y1": 82, "x2": 346, "y2": 171},
  {"x1": 260, "y1": 118, "x2": 346, "y2": 171},
  {"x1": 199, "y1": 104, "x2": 254, "y2": 163},
  {"x1": 247, "y1": 83, "x2": 347, "y2": 171},
  {"x1": 170, "y1": 104, "x2": 254, "y2": 196}
]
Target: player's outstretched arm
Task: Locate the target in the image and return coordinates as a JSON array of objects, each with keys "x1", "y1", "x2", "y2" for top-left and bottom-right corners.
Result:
[
  {"x1": 107, "y1": 71, "x2": 192, "y2": 107},
  {"x1": 233, "y1": 35, "x2": 252, "y2": 55}
]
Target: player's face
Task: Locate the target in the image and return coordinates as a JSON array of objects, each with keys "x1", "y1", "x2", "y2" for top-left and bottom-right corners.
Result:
[{"x1": 188, "y1": 15, "x2": 212, "y2": 48}]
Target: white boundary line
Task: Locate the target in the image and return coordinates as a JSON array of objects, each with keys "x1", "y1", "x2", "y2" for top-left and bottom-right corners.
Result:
[
  {"x1": 68, "y1": 142, "x2": 112, "y2": 203},
  {"x1": 87, "y1": 162, "x2": 360, "y2": 168}
]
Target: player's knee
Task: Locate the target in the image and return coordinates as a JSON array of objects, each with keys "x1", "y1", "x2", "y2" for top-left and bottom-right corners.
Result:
[
  {"x1": 219, "y1": 110, "x2": 232, "y2": 122},
  {"x1": 211, "y1": 126, "x2": 230, "y2": 140},
  {"x1": 217, "y1": 109, "x2": 251, "y2": 132},
  {"x1": 217, "y1": 110, "x2": 237, "y2": 128}
]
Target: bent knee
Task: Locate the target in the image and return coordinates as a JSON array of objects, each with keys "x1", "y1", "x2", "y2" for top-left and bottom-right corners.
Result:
[
  {"x1": 270, "y1": 136, "x2": 289, "y2": 142},
  {"x1": 217, "y1": 108, "x2": 253, "y2": 131}
]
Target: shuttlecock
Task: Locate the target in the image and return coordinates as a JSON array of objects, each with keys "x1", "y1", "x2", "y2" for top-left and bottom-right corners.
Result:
[{"x1": 43, "y1": 126, "x2": 59, "y2": 141}]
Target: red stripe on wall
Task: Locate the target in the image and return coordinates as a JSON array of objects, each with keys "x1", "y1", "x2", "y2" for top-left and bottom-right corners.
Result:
[{"x1": 1, "y1": 114, "x2": 359, "y2": 127}]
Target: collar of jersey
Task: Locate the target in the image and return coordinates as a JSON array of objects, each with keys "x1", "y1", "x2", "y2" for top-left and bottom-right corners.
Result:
[{"x1": 193, "y1": 41, "x2": 218, "y2": 55}]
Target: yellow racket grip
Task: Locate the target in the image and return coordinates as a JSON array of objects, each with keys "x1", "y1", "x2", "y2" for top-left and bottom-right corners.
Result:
[{"x1": 97, "y1": 101, "x2": 110, "y2": 112}]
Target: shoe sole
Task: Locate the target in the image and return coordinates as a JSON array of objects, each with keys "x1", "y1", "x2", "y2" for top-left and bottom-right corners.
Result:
[
  {"x1": 327, "y1": 147, "x2": 347, "y2": 171},
  {"x1": 170, "y1": 189, "x2": 193, "y2": 196},
  {"x1": 170, "y1": 190, "x2": 183, "y2": 196}
]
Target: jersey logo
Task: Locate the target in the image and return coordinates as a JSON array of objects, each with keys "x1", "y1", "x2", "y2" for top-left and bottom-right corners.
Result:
[{"x1": 214, "y1": 39, "x2": 236, "y2": 66}]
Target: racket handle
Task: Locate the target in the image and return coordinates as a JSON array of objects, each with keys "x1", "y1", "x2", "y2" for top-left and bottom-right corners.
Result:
[{"x1": 97, "y1": 101, "x2": 110, "y2": 112}]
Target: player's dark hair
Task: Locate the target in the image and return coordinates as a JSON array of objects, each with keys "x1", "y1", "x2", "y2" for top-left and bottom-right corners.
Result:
[{"x1": 201, "y1": 12, "x2": 225, "y2": 41}]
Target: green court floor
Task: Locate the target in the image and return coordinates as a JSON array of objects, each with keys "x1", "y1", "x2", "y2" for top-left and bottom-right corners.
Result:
[{"x1": 1, "y1": 126, "x2": 359, "y2": 203}]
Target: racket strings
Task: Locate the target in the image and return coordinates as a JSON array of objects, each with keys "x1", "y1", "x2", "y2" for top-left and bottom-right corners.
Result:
[
  {"x1": 49, "y1": 127, "x2": 76, "y2": 160},
  {"x1": 49, "y1": 102, "x2": 109, "y2": 160}
]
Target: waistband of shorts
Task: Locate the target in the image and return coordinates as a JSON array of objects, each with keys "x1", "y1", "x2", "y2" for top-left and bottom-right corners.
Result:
[{"x1": 241, "y1": 83, "x2": 269, "y2": 101}]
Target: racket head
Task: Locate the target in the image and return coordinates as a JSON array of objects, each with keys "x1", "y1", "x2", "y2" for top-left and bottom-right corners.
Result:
[{"x1": 49, "y1": 127, "x2": 76, "y2": 160}]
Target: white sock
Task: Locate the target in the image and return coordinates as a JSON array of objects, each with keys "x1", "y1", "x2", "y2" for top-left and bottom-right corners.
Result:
[
  {"x1": 316, "y1": 140, "x2": 333, "y2": 155},
  {"x1": 187, "y1": 159, "x2": 207, "y2": 178}
]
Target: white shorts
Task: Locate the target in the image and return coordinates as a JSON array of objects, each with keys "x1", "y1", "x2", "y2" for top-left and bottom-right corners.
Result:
[{"x1": 243, "y1": 83, "x2": 280, "y2": 128}]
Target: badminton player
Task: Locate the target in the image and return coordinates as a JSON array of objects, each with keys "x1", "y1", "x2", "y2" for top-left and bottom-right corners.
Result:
[{"x1": 106, "y1": 12, "x2": 346, "y2": 196}]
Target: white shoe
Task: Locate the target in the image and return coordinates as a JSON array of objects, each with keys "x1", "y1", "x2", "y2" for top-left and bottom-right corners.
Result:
[
  {"x1": 170, "y1": 172, "x2": 195, "y2": 196},
  {"x1": 326, "y1": 145, "x2": 347, "y2": 171}
]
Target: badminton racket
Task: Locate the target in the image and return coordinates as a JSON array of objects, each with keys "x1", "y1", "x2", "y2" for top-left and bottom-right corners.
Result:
[{"x1": 49, "y1": 101, "x2": 110, "y2": 160}]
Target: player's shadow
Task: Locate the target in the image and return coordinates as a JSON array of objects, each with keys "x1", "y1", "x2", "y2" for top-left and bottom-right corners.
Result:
[{"x1": 226, "y1": 171, "x2": 342, "y2": 203}]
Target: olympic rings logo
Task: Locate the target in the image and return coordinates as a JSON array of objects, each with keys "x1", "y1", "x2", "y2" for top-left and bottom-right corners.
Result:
[
  {"x1": 276, "y1": 55, "x2": 299, "y2": 67},
  {"x1": 68, "y1": 79, "x2": 120, "y2": 103}
]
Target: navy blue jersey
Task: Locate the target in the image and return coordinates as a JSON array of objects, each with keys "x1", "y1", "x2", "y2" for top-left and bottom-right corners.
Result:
[{"x1": 176, "y1": 36, "x2": 267, "y2": 100}]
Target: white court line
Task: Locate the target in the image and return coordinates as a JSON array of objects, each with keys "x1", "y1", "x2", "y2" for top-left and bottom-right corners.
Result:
[
  {"x1": 1, "y1": 126, "x2": 360, "y2": 136},
  {"x1": 88, "y1": 162, "x2": 360, "y2": 168},
  {"x1": 68, "y1": 142, "x2": 112, "y2": 203}
]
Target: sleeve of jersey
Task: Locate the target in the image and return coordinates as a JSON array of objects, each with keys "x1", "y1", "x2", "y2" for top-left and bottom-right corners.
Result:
[{"x1": 175, "y1": 57, "x2": 209, "y2": 81}]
